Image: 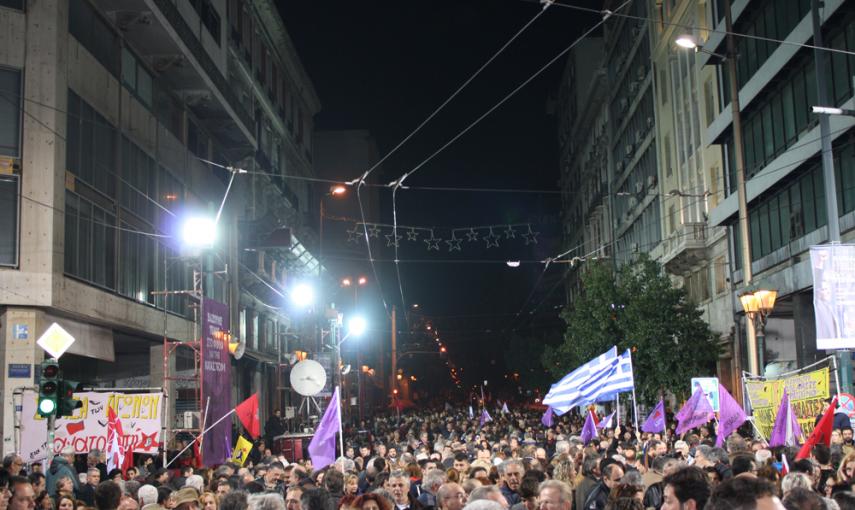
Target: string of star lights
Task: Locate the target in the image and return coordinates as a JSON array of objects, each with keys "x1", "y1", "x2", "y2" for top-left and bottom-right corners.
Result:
[{"x1": 339, "y1": 219, "x2": 541, "y2": 252}]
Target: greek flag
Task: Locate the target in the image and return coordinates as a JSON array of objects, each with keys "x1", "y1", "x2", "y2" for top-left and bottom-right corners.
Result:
[{"x1": 543, "y1": 346, "x2": 635, "y2": 415}]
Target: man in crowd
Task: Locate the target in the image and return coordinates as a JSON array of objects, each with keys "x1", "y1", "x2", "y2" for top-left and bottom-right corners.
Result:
[
  {"x1": 437, "y1": 484, "x2": 467, "y2": 510},
  {"x1": 78, "y1": 467, "x2": 101, "y2": 506},
  {"x1": 661, "y1": 467, "x2": 710, "y2": 510},
  {"x1": 418, "y1": 469, "x2": 447, "y2": 508},
  {"x1": 537, "y1": 481, "x2": 572, "y2": 510},
  {"x1": 583, "y1": 462, "x2": 624, "y2": 510},
  {"x1": 497, "y1": 460, "x2": 523, "y2": 506}
]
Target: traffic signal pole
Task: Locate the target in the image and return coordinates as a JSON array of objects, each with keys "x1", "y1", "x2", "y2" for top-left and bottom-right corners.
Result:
[{"x1": 46, "y1": 415, "x2": 56, "y2": 465}]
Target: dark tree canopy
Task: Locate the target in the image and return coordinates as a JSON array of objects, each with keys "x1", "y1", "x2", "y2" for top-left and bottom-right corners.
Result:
[{"x1": 542, "y1": 256, "x2": 721, "y2": 403}]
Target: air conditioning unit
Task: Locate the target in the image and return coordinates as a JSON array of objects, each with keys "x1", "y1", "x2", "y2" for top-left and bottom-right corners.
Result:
[
  {"x1": 637, "y1": 65, "x2": 646, "y2": 80},
  {"x1": 625, "y1": 144, "x2": 634, "y2": 157},
  {"x1": 646, "y1": 116, "x2": 654, "y2": 128},
  {"x1": 183, "y1": 411, "x2": 201, "y2": 429},
  {"x1": 647, "y1": 175, "x2": 657, "y2": 188},
  {"x1": 635, "y1": 181, "x2": 644, "y2": 194}
]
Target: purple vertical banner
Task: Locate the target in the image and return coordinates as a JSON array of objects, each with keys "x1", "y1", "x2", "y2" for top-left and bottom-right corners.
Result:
[{"x1": 202, "y1": 298, "x2": 232, "y2": 466}]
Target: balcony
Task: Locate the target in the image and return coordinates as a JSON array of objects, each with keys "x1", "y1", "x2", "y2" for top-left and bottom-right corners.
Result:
[
  {"x1": 96, "y1": 0, "x2": 255, "y2": 160},
  {"x1": 661, "y1": 222, "x2": 708, "y2": 275}
]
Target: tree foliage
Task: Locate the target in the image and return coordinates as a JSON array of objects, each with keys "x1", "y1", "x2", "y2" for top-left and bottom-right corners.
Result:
[{"x1": 542, "y1": 256, "x2": 721, "y2": 403}]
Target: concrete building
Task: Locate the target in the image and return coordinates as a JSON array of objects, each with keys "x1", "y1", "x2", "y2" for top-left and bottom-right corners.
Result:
[
  {"x1": 0, "y1": 0, "x2": 320, "y2": 454},
  {"x1": 703, "y1": 0, "x2": 855, "y2": 374},
  {"x1": 556, "y1": 39, "x2": 611, "y2": 301},
  {"x1": 650, "y1": 1, "x2": 736, "y2": 387}
]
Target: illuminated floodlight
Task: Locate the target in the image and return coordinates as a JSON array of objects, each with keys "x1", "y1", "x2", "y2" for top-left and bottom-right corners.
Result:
[
  {"x1": 291, "y1": 283, "x2": 315, "y2": 308},
  {"x1": 675, "y1": 35, "x2": 697, "y2": 49},
  {"x1": 347, "y1": 316, "x2": 368, "y2": 337},
  {"x1": 182, "y1": 217, "x2": 217, "y2": 248}
]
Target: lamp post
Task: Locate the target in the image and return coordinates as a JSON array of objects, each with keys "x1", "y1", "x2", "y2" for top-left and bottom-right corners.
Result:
[
  {"x1": 739, "y1": 289, "x2": 778, "y2": 372},
  {"x1": 675, "y1": 0, "x2": 760, "y2": 376}
]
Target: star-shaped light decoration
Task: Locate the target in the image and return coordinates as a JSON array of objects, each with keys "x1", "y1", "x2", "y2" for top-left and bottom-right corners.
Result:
[
  {"x1": 347, "y1": 224, "x2": 363, "y2": 243},
  {"x1": 484, "y1": 228, "x2": 500, "y2": 248},
  {"x1": 406, "y1": 228, "x2": 419, "y2": 241},
  {"x1": 386, "y1": 231, "x2": 403, "y2": 248},
  {"x1": 446, "y1": 233, "x2": 462, "y2": 252},
  {"x1": 522, "y1": 225, "x2": 540, "y2": 245},
  {"x1": 465, "y1": 228, "x2": 479, "y2": 242},
  {"x1": 424, "y1": 230, "x2": 442, "y2": 251},
  {"x1": 504, "y1": 225, "x2": 517, "y2": 239},
  {"x1": 368, "y1": 224, "x2": 381, "y2": 238}
]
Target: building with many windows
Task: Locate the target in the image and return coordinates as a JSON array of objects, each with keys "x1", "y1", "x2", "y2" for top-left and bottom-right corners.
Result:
[
  {"x1": 0, "y1": 0, "x2": 320, "y2": 452},
  {"x1": 704, "y1": 0, "x2": 855, "y2": 374}
]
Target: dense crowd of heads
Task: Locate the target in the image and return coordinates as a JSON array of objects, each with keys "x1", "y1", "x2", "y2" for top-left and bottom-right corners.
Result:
[{"x1": 2, "y1": 404, "x2": 855, "y2": 510}]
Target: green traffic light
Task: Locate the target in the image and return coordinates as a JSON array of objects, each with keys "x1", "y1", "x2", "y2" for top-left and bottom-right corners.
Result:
[{"x1": 39, "y1": 398, "x2": 56, "y2": 414}]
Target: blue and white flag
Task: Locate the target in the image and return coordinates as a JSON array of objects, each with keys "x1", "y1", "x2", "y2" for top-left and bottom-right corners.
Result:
[{"x1": 543, "y1": 347, "x2": 635, "y2": 415}]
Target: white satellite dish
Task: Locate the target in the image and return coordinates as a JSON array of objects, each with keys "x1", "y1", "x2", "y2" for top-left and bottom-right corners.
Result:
[
  {"x1": 290, "y1": 359, "x2": 327, "y2": 396},
  {"x1": 229, "y1": 338, "x2": 246, "y2": 360}
]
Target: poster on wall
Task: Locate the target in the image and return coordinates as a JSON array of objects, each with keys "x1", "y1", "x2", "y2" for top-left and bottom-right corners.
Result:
[
  {"x1": 811, "y1": 245, "x2": 855, "y2": 349},
  {"x1": 20, "y1": 390, "x2": 162, "y2": 463},
  {"x1": 202, "y1": 298, "x2": 232, "y2": 466}
]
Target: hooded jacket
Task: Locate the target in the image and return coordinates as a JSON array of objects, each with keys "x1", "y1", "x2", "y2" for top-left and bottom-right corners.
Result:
[{"x1": 47, "y1": 456, "x2": 80, "y2": 497}]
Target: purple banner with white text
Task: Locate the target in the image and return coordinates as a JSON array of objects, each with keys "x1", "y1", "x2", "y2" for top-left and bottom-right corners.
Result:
[{"x1": 202, "y1": 298, "x2": 232, "y2": 466}]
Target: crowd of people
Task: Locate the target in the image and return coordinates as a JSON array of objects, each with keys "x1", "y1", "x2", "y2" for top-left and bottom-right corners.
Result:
[{"x1": 3, "y1": 403, "x2": 855, "y2": 510}]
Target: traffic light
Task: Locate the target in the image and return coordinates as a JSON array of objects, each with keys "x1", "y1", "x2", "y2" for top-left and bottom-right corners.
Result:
[
  {"x1": 38, "y1": 359, "x2": 60, "y2": 417},
  {"x1": 57, "y1": 379, "x2": 82, "y2": 417}
]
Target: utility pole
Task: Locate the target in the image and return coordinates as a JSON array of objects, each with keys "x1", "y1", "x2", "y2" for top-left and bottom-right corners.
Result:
[
  {"x1": 724, "y1": 0, "x2": 761, "y2": 375},
  {"x1": 810, "y1": 0, "x2": 850, "y2": 393},
  {"x1": 391, "y1": 306, "x2": 397, "y2": 397}
]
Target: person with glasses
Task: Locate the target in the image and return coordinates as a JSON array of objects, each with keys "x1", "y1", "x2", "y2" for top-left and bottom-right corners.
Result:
[{"x1": 2, "y1": 457, "x2": 24, "y2": 478}]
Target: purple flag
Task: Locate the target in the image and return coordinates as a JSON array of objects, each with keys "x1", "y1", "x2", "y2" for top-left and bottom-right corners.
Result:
[
  {"x1": 769, "y1": 390, "x2": 804, "y2": 448},
  {"x1": 641, "y1": 400, "x2": 666, "y2": 433},
  {"x1": 715, "y1": 384, "x2": 747, "y2": 447},
  {"x1": 675, "y1": 387, "x2": 714, "y2": 435},
  {"x1": 580, "y1": 411, "x2": 597, "y2": 444},
  {"x1": 597, "y1": 411, "x2": 616, "y2": 430},
  {"x1": 541, "y1": 407, "x2": 554, "y2": 428},
  {"x1": 479, "y1": 409, "x2": 492, "y2": 428},
  {"x1": 308, "y1": 387, "x2": 341, "y2": 470}
]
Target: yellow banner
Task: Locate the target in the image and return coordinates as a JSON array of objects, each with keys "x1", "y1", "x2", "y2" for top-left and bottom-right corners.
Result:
[
  {"x1": 231, "y1": 435, "x2": 253, "y2": 466},
  {"x1": 745, "y1": 367, "x2": 830, "y2": 439}
]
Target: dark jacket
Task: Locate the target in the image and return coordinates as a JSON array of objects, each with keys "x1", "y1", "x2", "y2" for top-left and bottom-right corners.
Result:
[
  {"x1": 77, "y1": 483, "x2": 96, "y2": 506},
  {"x1": 583, "y1": 481, "x2": 610, "y2": 510},
  {"x1": 643, "y1": 482, "x2": 664, "y2": 510},
  {"x1": 47, "y1": 457, "x2": 79, "y2": 497},
  {"x1": 501, "y1": 485, "x2": 521, "y2": 506},
  {"x1": 575, "y1": 476, "x2": 598, "y2": 510}
]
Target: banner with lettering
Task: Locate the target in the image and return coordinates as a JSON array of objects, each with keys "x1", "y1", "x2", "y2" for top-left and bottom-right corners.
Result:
[
  {"x1": 744, "y1": 367, "x2": 830, "y2": 439},
  {"x1": 20, "y1": 390, "x2": 162, "y2": 463},
  {"x1": 201, "y1": 298, "x2": 232, "y2": 466}
]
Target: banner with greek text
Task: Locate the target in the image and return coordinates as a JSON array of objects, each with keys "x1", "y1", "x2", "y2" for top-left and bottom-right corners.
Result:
[
  {"x1": 745, "y1": 367, "x2": 830, "y2": 439},
  {"x1": 20, "y1": 390, "x2": 162, "y2": 463},
  {"x1": 202, "y1": 298, "x2": 232, "y2": 466}
]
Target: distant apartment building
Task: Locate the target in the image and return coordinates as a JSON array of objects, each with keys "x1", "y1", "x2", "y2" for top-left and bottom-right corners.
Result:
[{"x1": 0, "y1": 0, "x2": 320, "y2": 452}]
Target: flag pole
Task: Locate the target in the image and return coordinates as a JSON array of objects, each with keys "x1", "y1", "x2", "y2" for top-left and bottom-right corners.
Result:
[
  {"x1": 631, "y1": 386, "x2": 639, "y2": 431},
  {"x1": 166, "y1": 404, "x2": 231, "y2": 468},
  {"x1": 337, "y1": 386, "x2": 345, "y2": 473},
  {"x1": 615, "y1": 395, "x2": 620, "y2": 428}
]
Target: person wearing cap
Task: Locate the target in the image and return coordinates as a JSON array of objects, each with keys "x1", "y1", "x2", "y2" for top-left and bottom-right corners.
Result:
[{"x1": 46, "y1": 447, "x2": 78, "y2": 498}]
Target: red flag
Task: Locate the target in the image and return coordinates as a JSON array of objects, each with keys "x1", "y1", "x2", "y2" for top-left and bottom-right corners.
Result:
[
  {"x1": 235, "y1": 393, "x2": 260, "y2": 439},
  {"x1": 796, "y1": 397, "x2": 837, "y2": 460},
  {"x1": 781, "y1": 454, "x2": 790, "y2": 476},
  {"x1": 106, "y1": 407, "x2": 125, "y2": 473}
]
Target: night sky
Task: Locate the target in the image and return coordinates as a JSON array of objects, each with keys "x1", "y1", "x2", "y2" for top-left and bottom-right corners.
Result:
[{"x1": 278, "y1": 1, "x2": 602, "y2": 389}]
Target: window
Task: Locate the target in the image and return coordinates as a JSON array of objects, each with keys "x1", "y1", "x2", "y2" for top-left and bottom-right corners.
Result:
[
  {"x1": 66, "y1": 90, "x2": 117, "y2": 198},
  {"x1": 121, "y1": 136, "x2": 156, "y2": 223},
  {"x1": 0, "y1": 68, "x2": 21, "y2": 157},
  {"x1": 122, "y1": 48, "x2": 153, "y2": 108},
  {"x1": 0, "y1": 174, "x2": 18, "y2": 266},
  {"x1": 659, "y1": 68, "x2": 668, "y2": 104},
  {"x1": 64, "y1": 191, "x2": 116, "y2": 289},
  {"x1": 0, "y1": 0, "x2": 24, "y2": 9},
  {"x1": 69, "y1": 0, "x2": 119, "y2": 77},
  {"x1": 714, "y1": 256, "x2": 727, "y2": 295},
  {"x1": 703, "y1": 79, "x2": 715, "y2": 125},
  {"x1": 190, "y1": 0, "x2": 222, "y2": 45},
  {"x1": 118, "y1": 226, "x2": 156, "y2": 304}
]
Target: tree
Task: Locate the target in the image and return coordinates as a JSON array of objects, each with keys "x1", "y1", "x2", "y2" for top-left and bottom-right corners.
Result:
[{"x1": 542, "y1": 256, "x2": 721, "y2": 403}]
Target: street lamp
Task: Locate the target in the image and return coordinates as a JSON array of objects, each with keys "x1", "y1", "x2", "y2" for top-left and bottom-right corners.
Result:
[
  {"x1": 739, "y1": 289, "x2": 778, "y2": 374},
  {"x1": 347, "y1": 316, "x2": 368, "y2": 338}
]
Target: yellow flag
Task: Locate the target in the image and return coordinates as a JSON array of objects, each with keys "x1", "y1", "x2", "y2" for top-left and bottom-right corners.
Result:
[{"x1": 231, "y1": 435, "x2": 253, "y2": 466}]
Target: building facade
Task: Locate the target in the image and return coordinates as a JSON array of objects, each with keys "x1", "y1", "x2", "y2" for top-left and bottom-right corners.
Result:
[{"x1": 0, "y1": 0, "x2": 320, "y2": 454}]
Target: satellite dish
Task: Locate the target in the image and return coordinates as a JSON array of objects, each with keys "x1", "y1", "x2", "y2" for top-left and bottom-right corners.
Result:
[
  {"x1": 290, "y1": 360, "x2": 327, "y2": 396},
  {"x1": 287, "y1": 353, "x2": 299, "y2": 365},
  {"x1": 341, "y1": 364, "x2": 352, "y2": 376}
]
